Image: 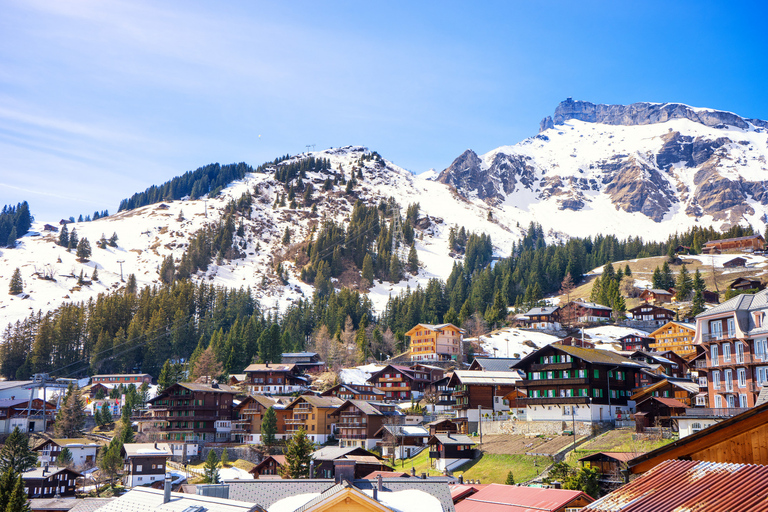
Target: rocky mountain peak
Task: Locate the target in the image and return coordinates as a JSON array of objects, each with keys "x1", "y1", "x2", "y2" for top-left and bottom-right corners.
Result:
[{"x1": 539, "y1": 98, "x2": 768, "y2": 132}]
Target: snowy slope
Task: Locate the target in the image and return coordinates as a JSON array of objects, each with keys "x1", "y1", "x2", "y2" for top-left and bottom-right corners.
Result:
[{"x1": 0, "y1": 146, "x2": 526, "y2": 327}]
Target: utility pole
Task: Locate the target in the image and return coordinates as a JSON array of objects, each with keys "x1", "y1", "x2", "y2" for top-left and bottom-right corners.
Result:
[{"x1": 117, "y1": 260, "x2": 125, "y2": 282}]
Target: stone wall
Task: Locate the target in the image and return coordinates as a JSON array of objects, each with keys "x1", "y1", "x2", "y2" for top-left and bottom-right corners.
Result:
[{"x1": 478, "y1": 419, "x2": 594, "y2": 436}]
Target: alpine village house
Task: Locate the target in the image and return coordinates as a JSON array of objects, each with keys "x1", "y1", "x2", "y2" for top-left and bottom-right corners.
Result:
[{"x1": 512, "y1": 343, "x2": 642, "y2": 422}]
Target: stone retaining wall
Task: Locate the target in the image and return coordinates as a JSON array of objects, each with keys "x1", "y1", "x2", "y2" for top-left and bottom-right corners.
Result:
[{"x1": 478, "y1": 419, "x2": 595, "y2": 436}]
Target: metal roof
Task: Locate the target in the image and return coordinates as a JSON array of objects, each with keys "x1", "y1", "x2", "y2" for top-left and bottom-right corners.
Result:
[
  {"x1": 94, "y1": 486, "x2": 258, "y2": 512},
  {"x1": 469, "y1": 358, "x2": 521, "y2": 372},
  {"x1": 429, "y1": 434, "x2": 475, "y2": 446},
  {"x1": 583, "y1": 459, "x2": 768, "y2": 512},
  {"x1": 450, "y1": 370, "x2": 522, "y2": 386},
  {"x1": 517, "y1": 345, "x2": 641, "y2": 368},
  {"x1": 455, "y1": 483, "x2": 592, "y2": 512},
  {"x1": 578, "y1": 452, "x2": 644, "y2": 463},
  {"x1": 523, "y1": 306, "x2": 560, "y2": 316}
]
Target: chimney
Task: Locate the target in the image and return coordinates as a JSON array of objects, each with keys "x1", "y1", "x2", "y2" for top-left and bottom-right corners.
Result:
[
  {"x1": 373, "y1": 487, "x2": 378, "y2": 501},
  {"x1": 552, "y1": 480, "x2": 561, "y2": 489},
  {"x1": 164, "y1": 473, "x2": 172, "y2": 504},
  {"x1": 421, "y1": 472, "x2": 427, "y2": 480},
  {"x1": 309, "y1": 460, "x2": 315, "y2": 478},
  {"x1": 333, "y1": 459, "x2": 356, "y2": 484},
  {"x1": 377, "y1": 474, "x2": 383, "y2": 491},
  {"x1": 457, "y1": 475, "x2": 463, "y2": 484},
  {"x1": 410, "y1": 467, "x2": 416, "y2": 477}
]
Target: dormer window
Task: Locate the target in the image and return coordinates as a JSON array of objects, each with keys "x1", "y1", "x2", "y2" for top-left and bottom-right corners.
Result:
[{"x1": 755, "y1": 312, "x2": 764, "y2": 329}]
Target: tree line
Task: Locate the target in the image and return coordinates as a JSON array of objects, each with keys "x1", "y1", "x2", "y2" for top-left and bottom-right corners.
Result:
[{"x1": 0, "y1": 201, "x2": 32, "y2": 248}]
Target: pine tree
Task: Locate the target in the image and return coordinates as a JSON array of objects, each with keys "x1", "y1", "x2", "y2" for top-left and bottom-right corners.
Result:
[
  {"x1": 505, "y1": 471, "x2": 515, "y2": 485},
  {"x1": 0, "y1": 427, "x2": 37, "y2": 474},
  {"x1": 93, "y1": 407, "x2": 103, "y2": 428},
  {"x1": 54, "y1": 386, "x2": 85, "y2": 438},
  {"x1": 67, "y1": 228, "x2": 78, "y2": 252},
  {"x1": 158, "y1": 360, "x2": 173, "y2": 392},
  {"x1": 651, "y1": 266, "x2": 663, "y2": 289},
  {"x1": 101, "y1": 406, "x2": 113, "y2": 426},
  {"x1": 282, "y1": 227, "x2": 291, "y2": 245},
  {"x1": 5, "y1": 474, "x2": 30, "y2": 512},
  {"x1": 97, "y1": 439, "x2": 123, "y2": 487},
  {"x1": 108, "y1": 232, "x2": 119, "y2": 247},
  {"x1": 58, "y1": 225, "x2": 69, "y2": 247},
  {"x1": 6, "y1": 226, "x2": 17, "y2": 247},
  {"x1": 0, "y1": 469, "x2": 16, "y2": 511},
  {"x1": 282, "y1": 428, "x2": 314, "y2": 478},
  {"x1": 76, "y1": 237, "x2": 91, "y2": 261},
  {"x1": 407, "y1": 245, "x2": 419, "y2": 273},
  {"x1": 261, "y1": 406, "x2": 277, "y2": 447},
  {"x1": 221, "y1": 448, "x2": 229, "y2": 467},
  {"x1": 389, "y1": 255, "x2": 402, "y2": 283},
  {"x1": 691, "y1": 269, "x2": 706, "y2": 316},
  {"x1": 91, "y1": 268, "x2": 99, "y2": 281},
  {"x1": 361, "y1": 254, "x2": 374, "y2": 284},
  {"x1": 203, "y1": 450, "x2": 220, "y2": 483},
  {"x1": 661, "y1": 261, "x2": 674, "y2": 289},
  {"x1": 675, "y1": 264, "x2": 693, "y2": 301},
  {"x1": 624, "y1": 264, "x2": 632, "y2": 277},
  {"x1": 8, "y1": 269, "x2": 22, "y2": 295},
  {"x1": 56, "y1": 447, "x2": 73, "y2": 467}
]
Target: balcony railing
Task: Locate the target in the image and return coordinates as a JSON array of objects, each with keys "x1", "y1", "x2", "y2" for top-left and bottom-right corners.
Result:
[
  {"x1": 686, "y1": 407, "x2": 749, "y2": 417},
  {"x1": 519, "y1": 378, "x2": 588, "y2": 387},
  {"x1": 339, "y1": 421, "x2": 367, "y2": 427},
  {"x1": 285, "y1": 418, "x2": 308, "y2": 424},
  {"x1": 529, "y1": 362, "x2": 575, "y2": 371},
  {"x1": 701, "y1": 333, "x2": 738, "y2": 343},
  {"x1": 338, "y1": 434, "x2": 368, "y2": 440},
  {"x1": 522, "y1": 396, "x2": 592, "y2": 406},
  {"x1": 707, "y1": 354, "x2": 766, "y2": 367}
]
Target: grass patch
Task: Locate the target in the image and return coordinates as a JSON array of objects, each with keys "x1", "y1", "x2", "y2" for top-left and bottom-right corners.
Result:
[
  {"x1": 454, "y1": 453, "x2": 550, "y2": 484},
  {"x1": 397, "y1": 449, "x2": 551, "y2": 484}
]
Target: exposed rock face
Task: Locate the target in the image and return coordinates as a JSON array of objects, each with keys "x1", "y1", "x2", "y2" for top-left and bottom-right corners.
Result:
[
  {"x1": 436, "y1": 150, "x2": 536, "y2": 203},
  {"x1": 543, "y1": 98, "x2": 768, "y2": 131},
  {"x1": 600, "y1": 157, "x2": 675, "y2": 222}
]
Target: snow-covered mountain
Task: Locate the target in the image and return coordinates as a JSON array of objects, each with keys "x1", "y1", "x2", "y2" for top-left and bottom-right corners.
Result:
[
  {"x1": 3, "y1": 99, "x2": 768, "y2": 327},
  {"x1": 0, "y1": 146, "x2": 525, "y2": 327},
  {"x1": 438, "y1": 99, "x2": 768, "y2": 239}
]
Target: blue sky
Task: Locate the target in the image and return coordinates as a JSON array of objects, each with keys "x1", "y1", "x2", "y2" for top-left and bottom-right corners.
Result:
[{"x1": 1, "y1": 0, "x2": 767, "y2": 220}]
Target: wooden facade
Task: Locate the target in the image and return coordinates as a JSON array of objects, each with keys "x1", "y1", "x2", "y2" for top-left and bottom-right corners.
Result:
[
  {"x1": 243, "y1": 363, "x2": 307, "y2": 394},
  {"x1": 627, "y1": 304, "x2": 675, "y2": 326},
  {"x1": 368, "y1": 365, "x2": 432, "y2": 400},
  {"x1": 284, "y1": 395, "x2": 343, "y2": 443},
  {"x1": 332, "y1": 400, "x2": 400, "y2": 450},
  {"x1": 406, "y1": 323, "x2": 463, "y2": 362},
  {"x1": 231, "y1": 394, "x2": 290, "y2": 443},
  {"x1": 250, "y1": 454, "x2": 285, "y2": 478},
  {"x1": 702, "y1": 234, "x2": 765, "y2": 254},
  {"x1": 320, "y1": 384, "x2": 384, "y2": 401},
  {"x1": 649, "y1": 321, "x2": 697, "y2": 357},
  {"x1": 146, "y1": 382, "x2": 236, "y2": 442},
  {"x1": 618, "y1": 334, "x2": 654, "y2": 351},
  {"x1": 122, "y1": 443, "x2": 172, "y2": 488},
  {"x1": 22, "y1": 467, "x2": 81, "y2": 499},
  {"x1": 92, "y1": 374, "x2": 152, "y2": 385},
  {"x1": 559, "y1": 301, "x2": 612, "y2": 324}
]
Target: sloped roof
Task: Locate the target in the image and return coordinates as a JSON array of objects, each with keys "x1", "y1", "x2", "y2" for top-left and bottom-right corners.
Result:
[
  {"x1": 637, "y1": 396, "x2": 689, "y2": 409},
  {"x1": 469, "y1": 358, "x2": 520, "y2": 372},
  {"x1": 641, "y1": 289, "x2": 673, "y2": 296},
  {"x1": 243, "y1": 363, "x2": 296, "y2": 373},
  {"x1": 312, "y1": 446, "x2": 378, "y2": 461},
  {"x1": 94, "y1": 486, "x2": 257, "y2": 512},
  {"x1": 455, "y1": 483, "x2": 592, "y2": 512},
  {"x1": 123, "y1": 443, "x2": 173, "y2": 457},
  {"x1": 583, "y1": 459, "x2": 768, "y2": 512},
  {"x1": 287, "y1": 395, "x2": 343, "y2": 410},
  {"x1": 567, "y1": 301, "x2": 612, "y2": 311},
  {"x1": 168, "y1": 382, "x2": 236, "y2": 394},
  {"x1": 578, "y1": 452, "x2": 644, "y2": 463},
  {"x1": 523, "y1": 306, "x2": 560, "y2": 316},
  {"x1": 429, "y1": 434, "x2": 475, "y2": 446},
  {"x1": 515, "y1": 345, "x2": 641, "y2": 368},
  {"x1": 449, "y1": 371, "x2": 521, "y2": 386},
  {"x1": 375, "y1": 425, "x2": 429, "y2": 438}
]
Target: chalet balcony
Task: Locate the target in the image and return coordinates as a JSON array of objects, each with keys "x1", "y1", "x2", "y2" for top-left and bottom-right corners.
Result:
[
  {"x1": 694, "y1": 360, "x2": 708, "y2": 369},
  {"x1": 521, "y1": 396, "x2": 592, "y2": 406},
  {"x1": 339, "y1": 434, "x2": 368, "y2": 440},
  {"x1": 339, "y1": 421, "x2": 367, "y2": 428},
  {"x1": 380, "y1": 385, "x2": 410, "y2": 391},
  {"x1": 340, "y1": 412, "x2": 364, "y2": 418},
  {"x1": 518, "y1": 378, "x2": 588, "y2": 387},
  {"x1": 285, "y1": 418, "x2": 308, "y2": 424},
  {"x1": 377, "y1": 377, "x2": 406, "y2": 383},
  {"x1": 707, "y1": 354, "x2": 764, "y2": 368},
  {"x1": 701, "y1": 333, "x2": 739, "y2": 343},
  {"x1": 529, "y1": 362, "x2": 575, "y2": 371}
]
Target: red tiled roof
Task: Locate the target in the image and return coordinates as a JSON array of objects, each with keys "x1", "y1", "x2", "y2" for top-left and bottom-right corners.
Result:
[
  {"x1": 454, "y1": 484, "x2": 592, "y2": 512},
  {"x1": 649, "y1": 396, "x2": 689, "y2": 408}
]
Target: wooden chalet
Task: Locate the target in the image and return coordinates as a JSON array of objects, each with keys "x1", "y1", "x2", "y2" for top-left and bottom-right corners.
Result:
[
  {"x1": 249, "y1": 454, "x2": 285, "y2": 478},
  {"x1": 368, "y1": 364, "x2": 433, "y2": 400},
  {"x1": 639, "y1": 289, "x2": 673, "y2": 304},
  {"x1": 578, "y1": 452, "x2": 643, "y2": 483},
  {"x1": 310, "y1": 446, "x2": 391, "y2": 480},
  {"x1": 80, "y1": 382, "x2": 110, "y2": 399},
  {"x1": 702, "y1": 289, "x2": 720, "y2": 303},
  {"x1": 121, "y1": 442, "x2": 172, "y2": 488},
  {"x1": 512, "y1": 344, "x2": 641, "y2": 422},
  {"x1": 426, "y1": 418, "x2": 462, "y2": 436},
  {"x1": 406, "y1": 323, "x2": 463, "y2": 362},
  {"x1": 702, "y1": 234, "x2": 765, "y2": 254},
  {"x1": 649, "y1": 321, "x2": 697, "y2": 357},
  {"x1": 22, "y1": 466, "x2": 81, "y2": 499},
  {"x1": 242, "y1": 363, "x2": 308, "y2": 395},
  {"x1": 628, "y1": 399, "x2": 768, "y2": 474},
  {"x1": 424, "y1": 375, "x2": 455, "y2": 412},
  {"x1": 319, "y1": 384, "x2": 385, "y2": 401},
  {"x1": 427, "y1": 433, "x2": 475, "y2": 472},
  {"x1": 559, "y1": 301, "x2": 612, "y2": 324},
  {"x1": 723, "y1": 256, "x2": 747, "y2": 268},
  {"x1": 331, "y1": 400, "x2": 401, "y2": 450},
  {"x1": 284, "y1": 395, "x2": 343, "y2": 443},
  {"x1": 523, "y1": 306, "x2": 561, "y2": 330},
  {"x1": 634, "y1": 396, "x2": 689, "y2": 429},
  {"x1": 627, "y1": 304, "x2": 675, "y2": 326},
  {"x1": 281, "y1": 352, "x2": 326, "y2": 373},
  {"x1": 618, "y1": 333, "x2": 655, "y2": 351},
  {"x1": 146, "y1": 382, "x2": 236, "y2": 443},
  {"x1": 625, "y1": 350, "x2": 686, "y2": 379},
  {"x1": 231, "y1": 394, "x2": 290, "y2": 444},
  {"x1": 448, "y1": 370, "x2": 520, "y2": 431},
  {"x1": 729, "y1": 277, "x2": 763, "y2": 291}
]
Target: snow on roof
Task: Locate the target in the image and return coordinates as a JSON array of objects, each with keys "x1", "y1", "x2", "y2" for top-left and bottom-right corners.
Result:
[
  {"x1": 362, "y1": 488, "x2": 443, "y2": 512},
  {"x1": 340, "y1": 364, "x2": 385, "y2": 385}
]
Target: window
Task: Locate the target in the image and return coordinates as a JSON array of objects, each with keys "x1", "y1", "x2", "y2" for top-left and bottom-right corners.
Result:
[
  {"x1": 137, "y1": 465, "x2": 142, "y2": 472},
  {"x1": 710, "y1": 321, "x2": 723, "y2": 340},
  {"x1": 727, "y1": 395, "x2": 735, "y2": 408},
  {"x1": 737, "y1": 368, "x2": 747, "y2": 388},
  {"x1": 723, "y1": 343, "x2": 731, "y2": 362},
  {"x1": 594, "y1": 369, "x2": 600, "y2": 378},
  {"x1": 740, "y1": 394, "x2": 749, "y2": 407},
  {"x1": 727, "y1": 318, "x2": 736, "y2": 338},
  {"x1": 757, "y1": 339, "x2": 768, "y2": 360},
  {"x1": 724, "y1": 370, "x2": 733, "y2": 392},
  {"x1": 578, "y1": 370, "x2": 587, "y2": 378},
  {"x1": 711, "y1": 345, "x2": 719, "y2": 366},
  {"x1": 757, "y1": 367, "x2": 768, "y2": 385},
  {"x1": 736, "y1": 342, "x2": 745, "y2": 364},
  {"x1": 712, "y1": 371, "x2": 721, "y2": 389},
  {"x1": 715, "y1": 395, "x2": 723, "y2": 408}
]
